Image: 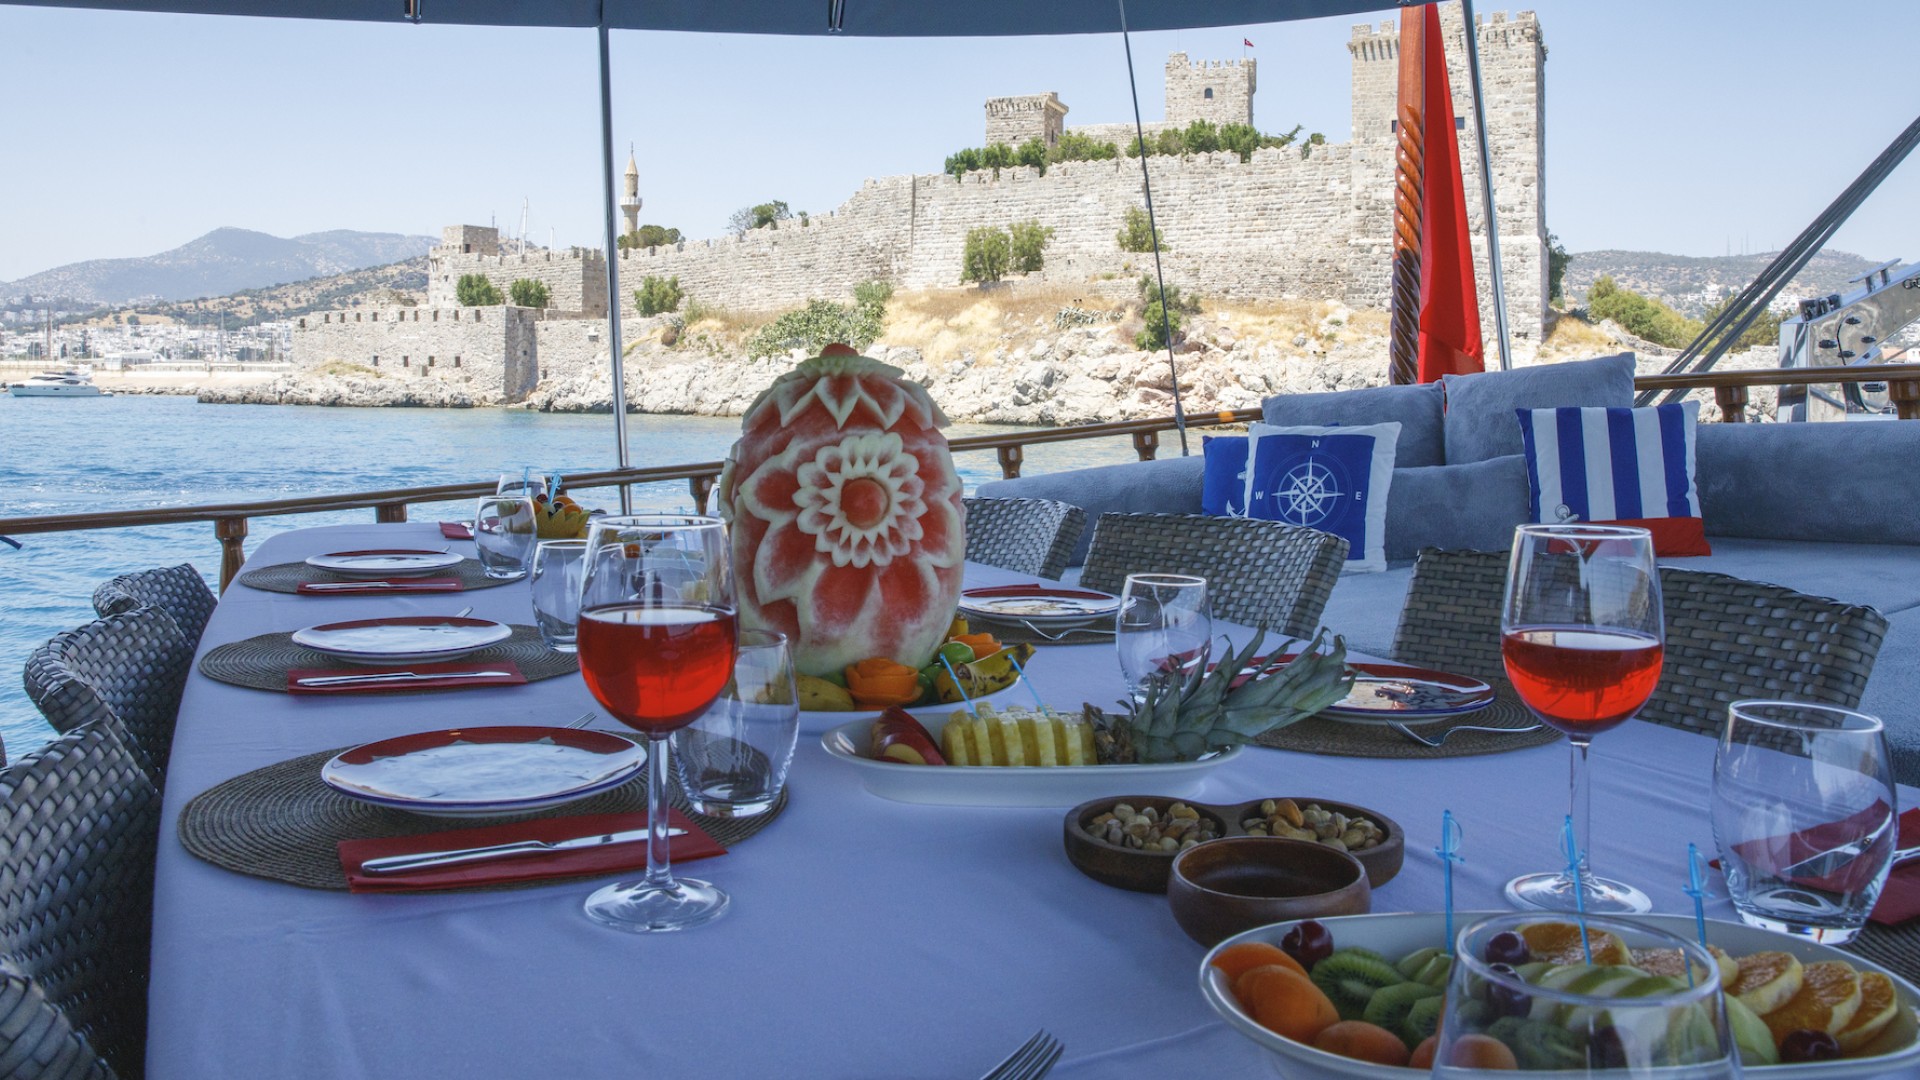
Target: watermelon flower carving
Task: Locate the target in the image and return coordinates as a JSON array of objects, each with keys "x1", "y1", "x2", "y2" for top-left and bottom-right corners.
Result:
[{"x1": 719, "y1": 347, "x2": 964, "y2": 678}]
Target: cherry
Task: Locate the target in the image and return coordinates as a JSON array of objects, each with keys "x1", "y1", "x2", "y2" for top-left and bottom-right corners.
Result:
[
  {"x1": 1780, "y1": 1030, "x2": 1840, "y2": 1063},
  {"x1": 1485, "y1": 962, "x2": 1531, "y2": 1019},
  {"x1": 1484, "y1": 930, "x2": 1532, "y2": 967},
  {"x1": 1280, "y1": 920, "x2": 1334, "y2": 970},
  {"x1": 1589, "y1": 1027, "x2": 1633, "y2": 1070}
]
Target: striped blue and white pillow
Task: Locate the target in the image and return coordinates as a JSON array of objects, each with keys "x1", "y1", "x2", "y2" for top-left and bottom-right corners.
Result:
[{"x1": 1515, "y1": 400, "x2": 1709, "y2": 555}]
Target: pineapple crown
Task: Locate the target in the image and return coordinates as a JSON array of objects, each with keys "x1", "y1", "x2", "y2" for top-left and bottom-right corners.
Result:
[{"x1": 1107, "y1": 628, "x2": 1354, "y2": 762}]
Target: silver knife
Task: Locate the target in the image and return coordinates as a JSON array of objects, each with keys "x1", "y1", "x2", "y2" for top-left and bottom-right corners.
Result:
[
  {"x1": 297, "y1": 670, "x2": 512, "y2": 687},
  {"x1": 305, "y1": 582, "x2": 456, "y2": 591},
  {"x1": 361, "y1": 826, "x2": 686, "y2": 875},
  {"x1": 1780, "y1": 843, "x2": 1920, "y2": 880}
]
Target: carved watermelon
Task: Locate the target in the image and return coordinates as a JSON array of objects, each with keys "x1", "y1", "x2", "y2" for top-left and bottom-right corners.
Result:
[{"x1": 717, "y1": 345, "x2": 965, "y2": 678}]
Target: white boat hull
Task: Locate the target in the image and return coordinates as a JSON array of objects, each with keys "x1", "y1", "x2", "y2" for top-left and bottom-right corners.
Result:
[{"x1": 8, "y1": 384, "x2": 108, "y2": 397}]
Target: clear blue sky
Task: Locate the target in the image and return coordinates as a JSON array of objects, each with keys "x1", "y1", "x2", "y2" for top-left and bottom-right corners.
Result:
[{"x1": 1, "y1": 1, "x2": 1916, "y2": 283}]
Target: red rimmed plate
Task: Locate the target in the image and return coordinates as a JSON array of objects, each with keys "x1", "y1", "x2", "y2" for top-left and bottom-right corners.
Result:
[
  {"x1": 958, "y1": 584, "x2": 1124, "y2": 627},
  {"x1": 322, "y1": 725, "x2": 646, "y2": 818},
  {"x1": 291, "y1": 616, "x2": 513, "y2": 665},
  {"x1": 1238, "y1": 655, "x2": 1496, "y2": 725},
  {"x1": 305, "y1": 549, "x2": 464, "y2": 578}
]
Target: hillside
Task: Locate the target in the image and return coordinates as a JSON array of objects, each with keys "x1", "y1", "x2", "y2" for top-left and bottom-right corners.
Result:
[
  {"x1": 0, "y1": 227, "x2": 435, "y2": 306},
  {"x1": 1563, "y1": 248, "x2": 1899, "y2": 317},
  {"x1": 117, "y1": 257, "x2": 430, "y2": 329}
]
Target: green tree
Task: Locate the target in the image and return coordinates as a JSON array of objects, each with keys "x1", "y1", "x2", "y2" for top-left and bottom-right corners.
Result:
[
  {"x1": 1048, "y1": 131, "x2": 1118, "y2": 164},
  {"x1": 1116, "y1": 206, "x2": 1165, "y2": 254},
  {"x1": 980, "y1": 143, "x2": 1017, "y2": 171},
  {"x1": 1700, "y1": 292, "x2": 1784, "y2": 351},
  {"x1": 618, "y1": 224, "x2": 683, "y2": 250},
  {"x1": 1588, "y1": 275, "x2": 1699, "y2": 348},
  {"x1": 1299, "y1": 132, "x2": 1326, "y2": 159},
  {"x1": 1135, "y1": 275, "x2": 1196, "y2": 352},
  {"x1": 728, "y1": 201, "x2": 791, "y2": 236},
  {"x1": 1154, "y1": 129, "x2": 1187, "y2": 157},
  {"x1": 634, "y1": 275, "x2": 684, "y2": 316},
  {"x1": 455, "y1": 273, "x2": 502, "y2": 306},
  {"x1": 962, "y1": 226, "x2": 1011, "y2": 283},
  {"x1": 1547, "y1": 233, "x2": 1571, "y2": 306},
  {"x1": 1009, "y1": 220, "x2": 1054, "y2": 273},
  {"x1": 508, "y1": 279, "x2": 551, "y2": 308},
  {"x1": 1015, "y1": 137, "x2": 1049, "y2": 173},
  {"x1": 1218, "y1": 122, "x2": 1263, "y2": 161},
  {"x1": 943, "y1": 147, "x2": 984, "y2": 178},
  {"x1": 1182, "y1": 119, "x2": 1221, "y2": 154}
]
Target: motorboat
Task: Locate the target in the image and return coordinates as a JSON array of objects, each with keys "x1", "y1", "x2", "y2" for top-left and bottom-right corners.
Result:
[{"x1": 6, "y1": 369, "x2": 111, "y2": 397}]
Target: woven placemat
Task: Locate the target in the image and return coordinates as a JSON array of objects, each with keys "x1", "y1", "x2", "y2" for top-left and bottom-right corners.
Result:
[
  {"x1": 1256, "y1": 684, "x2": 1563, "y2": 759},
  {"x1": 1844, "y1": 920, "x2": 1920, "y2": 986},
  {"x1": 199, "y1": 625, "x2": 578, "y2": 692},
  {"x1": 237, "y1": 558, "x2": 515, "y2": 593},
  {"x1": 178, "y1": 746, "x2": 788, "y2": 891}
]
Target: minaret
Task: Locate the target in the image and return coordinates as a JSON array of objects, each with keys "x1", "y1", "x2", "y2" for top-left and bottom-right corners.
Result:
[{"x1": 620, "y1": 146, "x2": 642, "y2": 237}]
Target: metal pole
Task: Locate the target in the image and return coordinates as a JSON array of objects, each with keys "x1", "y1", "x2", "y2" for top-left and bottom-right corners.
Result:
[
  {"x1": 1117, "y1": 0, "x2": 1189, "y2": 455},
  {"x1": 1459, "y1": 0, "x2": 1513, "y2": 371},
  {"x1": 596, "y1": 9, "x2": 633, "y2": 512}
]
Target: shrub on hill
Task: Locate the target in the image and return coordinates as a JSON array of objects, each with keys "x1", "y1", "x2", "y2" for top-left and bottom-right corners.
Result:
[
  {"x1": 618, "y1": 224, "x2": 683, "y2": 250},
  {"x1": 1588, "y1": 275, "x2": 1698, "y2": 348},
  {"x1": 1010, "y1": 220, "x2": 1055, "y2": 273},
  {"x1": 635, "y1": 275, "x2": 683, "y2": 316},
  {"x1": 745, "y1": 281, "x2": 891, "y2": 359},
  {"x1": 455, "y1": 274, "x2": 502, "y2": 306},
  {"x1": 1116, "y1": 207, "x2": 1165, "y2": 254},
  {"x1": 1134, "y1": 275, "x2": 1198, "y2": 352},
  {"x1": 508, "y1": 279, "x2": 550, "y2": 308},
  {"x1": 1700, "y1": 292, "x2": 1784, "y2": 351},
  {"x1": 962, "y1": 226, "x2": 1012, "y2": 284}
]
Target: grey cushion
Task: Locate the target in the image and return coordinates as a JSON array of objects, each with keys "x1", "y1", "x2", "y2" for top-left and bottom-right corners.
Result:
[
  {"x1": 1864, "y1": 608, "x2": 1920, "y2": 786},
  {"x1": 1384, "y1": 455, "x2": 1532, "y2": 562},
  {"x1": 1262, "y1": 381, "x2": 1445, "y2": 468},
  {"x1": 1314, "y1": 565, "x2": 1415, "y2": 657},
  {"x1": 977, "y1": 456, "x2": 1204, "y2": 566},
  {"x1": 1440, "y1": 353, "x2": 1636, "y2": 463},
  {"x1": 1662, "y1": 537, "x2": 1920, "y2": 616},
  {"x1": 1695, "y1": 420, "x2": 1920, "y2": 545}
]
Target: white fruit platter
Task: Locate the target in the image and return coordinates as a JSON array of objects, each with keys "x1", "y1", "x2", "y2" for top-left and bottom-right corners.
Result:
[
  {"x1": 1199, "y1": 911, "x2": 1920, "y2": 1080},
  {"x1": 820, "y1": 706, "x2": 1238, "y2": 807}
]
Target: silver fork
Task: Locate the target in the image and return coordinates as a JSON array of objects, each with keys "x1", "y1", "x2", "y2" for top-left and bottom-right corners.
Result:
[
  {"x1": 1019, "y1": 620, "x2": 1114, "y2": 641},
  {"x1": 1392, "y1": 721, "x2": 1545, "y2": 747},
  {"x1": 980, "y1": 1029, "x2": 1063, "y2": 1080}
]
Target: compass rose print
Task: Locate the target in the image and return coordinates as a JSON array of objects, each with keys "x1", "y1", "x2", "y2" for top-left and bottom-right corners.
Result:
[{"x1": 1273, "y1": 460, "x2": 1344, "y2": 527}]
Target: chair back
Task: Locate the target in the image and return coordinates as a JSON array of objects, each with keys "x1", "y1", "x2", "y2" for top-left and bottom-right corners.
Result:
[
  {"x1": 1390, "y1": 550, "x2": 1892, "y2": 737},
  {"x1": 1078, "y1": 513, "x2": 1348, "y2": 638},
  {"x1": 22, "y1": 607, "x2": 193, "y2": 782},
  {"x1": 91, "y1": 563, "x2": 216, "y2": 645},
  {"x1": 962, "y1": 497, "x2": 1088, "y2": 581},
  {"x1": 0, "y1": 720, "x2": 160, "y2": 1080}
]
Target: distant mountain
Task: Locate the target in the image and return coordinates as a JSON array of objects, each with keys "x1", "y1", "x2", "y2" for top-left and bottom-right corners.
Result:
[
  {"x1": 0, "y1": 228, "x2": 437, "y2": 306},
  {"x1": 1563, "y1": 249, "x2": 1901, "y2": 318}
]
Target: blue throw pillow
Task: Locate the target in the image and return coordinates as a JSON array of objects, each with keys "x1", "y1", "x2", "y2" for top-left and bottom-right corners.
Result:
[
  {"x1": 1200, "y1": 435, "x2": 1249, "y2": 516},
  {"x1": 1244, "y1": 421, "x2": 1401, "y2": 573}
]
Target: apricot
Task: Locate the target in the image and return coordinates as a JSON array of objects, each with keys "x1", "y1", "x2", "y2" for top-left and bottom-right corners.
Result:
[
  {"x1": 1234, "y1": 964, "x2": 1341, "y2": 1043},
  {"x1": 1446, "y1": 1033, "x2": 1519, "y2": 1070},
  {"x1": 1312, "y1": 1021, "x2": 1410, "y2": 1066},
  {"x1": 1409, "y1": 1035, "x2": 1440, "y2": 1070},
  {"x1": 1211, "y1": 941, "x2": 1307, "y2": 984}
]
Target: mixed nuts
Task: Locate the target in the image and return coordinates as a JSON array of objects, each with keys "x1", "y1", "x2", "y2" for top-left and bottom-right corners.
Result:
[
  {"x1": 1243, "y1": 798, "x2": 1385, "y2": 852},
  {"x1": 1087, "y1": 801, "x2": 1222, "y2": 852}
]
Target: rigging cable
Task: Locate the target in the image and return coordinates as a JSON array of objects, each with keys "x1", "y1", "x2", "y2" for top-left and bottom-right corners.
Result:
[{"x1": 1117, "y1": 0, "x2": 1190, "y2": 456}]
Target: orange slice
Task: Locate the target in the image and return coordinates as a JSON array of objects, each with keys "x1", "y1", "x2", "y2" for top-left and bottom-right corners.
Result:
[
  {"x1": 1729, "y1": 951, "x2": 1805, "y2": 1016},
  {"x1": 1762, "y1": 961, "x2": 1862, "y2": 1041},
  {"x1": 1836, "y1": 971, "x2": 1899, "y2": 1053},
  {"x1": 1520, "y1": 921, "x2": 1631, "y2": 966},
  {"x1": 1630, "y1": 945, "x2": 1738, "y2": 990}
]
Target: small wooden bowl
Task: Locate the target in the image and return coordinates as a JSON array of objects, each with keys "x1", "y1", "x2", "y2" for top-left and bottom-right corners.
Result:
[
  {"x1": 1167, "y1": 837, "x2": 1372, "y2": 947},
  {"x1": 1063, "y1": 795, "x2": 1230, "y2": 893},
  {"x1": 1229, "y1": 796, "x2": 1406, "y2": 891}
]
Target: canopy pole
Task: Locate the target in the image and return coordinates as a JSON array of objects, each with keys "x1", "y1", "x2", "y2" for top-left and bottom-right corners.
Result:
[
  {"x1": 596, "y1": 10, "x2": 633, "y2": 512},
  {"x1": 1117, "y1": 0, "x2": 1189, "y2": 455},
  {"x1": 1459, "y1": 0, "x2": 1512, "y2": 371}
]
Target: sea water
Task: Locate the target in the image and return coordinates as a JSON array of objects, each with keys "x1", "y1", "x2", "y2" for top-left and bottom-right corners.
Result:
[{"x1": 0, "y1": 393, "x2": 1140, "y2": 758}]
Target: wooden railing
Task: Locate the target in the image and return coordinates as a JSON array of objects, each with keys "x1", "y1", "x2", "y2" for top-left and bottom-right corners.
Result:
[{"x1": 3, "y1": 365, "x2": 1916, "y2": 591}]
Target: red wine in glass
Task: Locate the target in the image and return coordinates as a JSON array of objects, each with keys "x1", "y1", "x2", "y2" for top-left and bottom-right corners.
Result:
[
  {"x1": 1502, "y1": 627, "x2": 1664, "y2": 736},
  {"x1": 578, "y1": 603, "x2": 738, "y2": 733}
]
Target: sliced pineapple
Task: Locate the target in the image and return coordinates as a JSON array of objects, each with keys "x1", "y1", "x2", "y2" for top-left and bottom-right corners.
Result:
[
  {"x1": 941, "y1": 705, "x2": 1095, "y2": 766},
  {"x1": 1018, "y1": 712, "x2": 1058, "y2": 766},
  {"x1": 939, "y1": 716, "x2": 975, "y2": 765}
]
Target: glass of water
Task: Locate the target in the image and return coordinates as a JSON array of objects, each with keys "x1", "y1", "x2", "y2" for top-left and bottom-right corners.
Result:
[
  {"x1": 671, "y1": 629, "x2": 798, "y2": 818},
  {"x1": 528, "y1": 539, "x2": 588, "y2": 651},
  {"x1": 1712, "y1": 700, "x2": 1897, "y2": 944},
  {"x1": 1116, "y1": 573, "x2": 1211, "y2": 704},
  {"x1": 473, "y1": 495, "x2": 536, "y2": 579}
]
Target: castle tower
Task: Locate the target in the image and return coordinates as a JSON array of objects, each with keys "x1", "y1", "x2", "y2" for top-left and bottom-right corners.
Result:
[
  {"x1": 620, "y1": 148, "x2": 642, "y2": 236},
  {"x1": 1346, "y1": 7, "x2": 1547, "y2": 347},
  {"x1": 984, "y1": 93, "x2": 1067, "y2": 149},
  {"x1": 1164, "y1": 52, "x2": 1255, "y2": 128}
]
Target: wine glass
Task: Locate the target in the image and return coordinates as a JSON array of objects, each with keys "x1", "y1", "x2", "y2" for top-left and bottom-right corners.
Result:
[
  {"x1": 1502, "y1": 524, "x2": 1663, "y2": 914},
  {"x1": 1432, "y1": 913, "x2": 1739, "y2": 1077},
  {"x1": 577, "y1": 514, "x2": 738, "y2": 933},
  {"x1": 1116, "y1": 573, "x2": 1212, "y2": 704}
]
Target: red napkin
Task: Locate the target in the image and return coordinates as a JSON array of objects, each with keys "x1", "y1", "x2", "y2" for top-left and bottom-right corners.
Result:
[
  {"x1": 1872, "y1": 808, "x2": 1920, "y2": 926},
  {"x1": 963, "y1": 583, "x2": 1115, "y2": 600},
  {"x1": 440, "y1": 521, "x2": 474, "y2": 540},
  {"x1": 339, "y1": 810, "x2": 725, "y2": 893},
  {"x1": 286, "y1": 659, "x2": 527, "y2": 695},
  {"x1": 297, "y1": 577, "x2": 463, "y2": 595},
  {"x1": 1720, "y1": 803, "x2": 1920, "y2": 926}
]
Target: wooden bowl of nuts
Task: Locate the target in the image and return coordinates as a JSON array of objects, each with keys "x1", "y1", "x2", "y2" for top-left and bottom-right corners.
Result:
[
  {"x1": 1064, "y1": 796, "x2": 1230, "y2": 892},
  {"x1": 1063, "y1": 796, "x2": 1402, "y2": 893}
]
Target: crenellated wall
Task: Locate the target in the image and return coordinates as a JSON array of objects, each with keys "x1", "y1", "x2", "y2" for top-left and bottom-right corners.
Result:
[
  {"x1": 292, "y1": 305, "x2": 538, "y2": 402},
  {"x1": 426, "y1": 246, "x2": 609, "y2": 318}
]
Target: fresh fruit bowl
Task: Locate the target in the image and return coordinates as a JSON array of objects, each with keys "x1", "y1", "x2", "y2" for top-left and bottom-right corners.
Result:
[
  {"x1": 1063, "y1": 796, "x2": 1403, "y2": 893},
  {"x1": 1198, "y1": 912, "x2": 1920, "y2": 1079}
]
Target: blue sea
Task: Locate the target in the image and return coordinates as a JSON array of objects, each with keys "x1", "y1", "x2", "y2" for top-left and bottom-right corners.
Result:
[{"x1": 0, "y1": 394, "x2": 1140, "y2": 759}]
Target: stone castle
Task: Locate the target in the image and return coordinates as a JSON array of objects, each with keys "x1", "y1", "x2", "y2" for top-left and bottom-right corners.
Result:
[{"x1": 292, "y1": 7, "x2": 1546, "y2": 403}]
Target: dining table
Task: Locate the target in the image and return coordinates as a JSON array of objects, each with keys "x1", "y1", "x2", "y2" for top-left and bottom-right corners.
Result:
[{"x1": 146, "y1": 522, "x2": 1920, "y2": 1079}]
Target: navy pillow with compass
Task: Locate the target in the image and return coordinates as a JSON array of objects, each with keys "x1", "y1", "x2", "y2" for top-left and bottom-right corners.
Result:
[{"x1": 1243, "y1": 421, "x2": 1402, "y2": 573}]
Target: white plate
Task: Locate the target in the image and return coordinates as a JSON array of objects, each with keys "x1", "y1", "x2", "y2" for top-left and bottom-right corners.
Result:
[
  {"x1": 958, "y1": 586, "x2": 1124, "y2": 628},
  {"x1": 821, "y1": 709, "x2": 1238, "y2": 806},
  {"x1": 1199, "y1": 911, "x2": 1920, "y2": 1080},
  {"x1": 305, "y1": 549, "x2": 464, "y2": 578},
  {"x1": 322, "y1": 725, "x2": 647, "y2": 818},
  {"x1": 291, "y1": 616, "x2": 513, "y2": 665}
]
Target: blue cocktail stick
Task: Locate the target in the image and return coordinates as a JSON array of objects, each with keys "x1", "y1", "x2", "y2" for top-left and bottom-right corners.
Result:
[
  {"x1": 938, "y1": 654, "x2": 979, "y2": 718},
  {"x1": 1005, "y1": 653, "x2": 1049, "y2": 715},
  {"x1": 1436, "y1": 810, "x2": 1464, "y2": 954},
  {"x1": 1683, "y1": 843, "x2": 1709, "y2": 987},
  {"x1": 1562, "y1": 816, "x2": 1593, "y2": 965}
]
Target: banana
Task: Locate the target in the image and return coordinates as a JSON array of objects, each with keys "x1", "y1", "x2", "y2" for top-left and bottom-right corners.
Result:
[
  {"x1": 932, "y1": 642, "x2": 1037, "y2": 704},
  {"x1": 796, "y1": 673, "x2": 856, "y2": 711}
]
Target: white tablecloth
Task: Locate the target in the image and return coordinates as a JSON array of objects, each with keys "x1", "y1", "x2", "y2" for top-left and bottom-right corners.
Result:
[{"x1": 147, "y1": 523, "x2": 1916, "y2": 1079}]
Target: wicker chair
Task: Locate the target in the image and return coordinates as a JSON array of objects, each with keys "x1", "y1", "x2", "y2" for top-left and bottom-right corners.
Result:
[
  {"x1": 1390, "y1": 549, "x2": 1891, "y2": 737},
  {"x1": 91, "y1": 563, "x2": 216, "y2": 645},
  {"x1": 962, "y1": 497, "x2": 1088, "y2": 581},
  {"x1": 22, "y1": 607, "x2": 193, "y2": 783},
  {"x1": 1077, "y1": 513, "x2": 1349, "y2": 638},
  {"x1": 0, "y1": 720, "x2": 161, "y2": 1080}
]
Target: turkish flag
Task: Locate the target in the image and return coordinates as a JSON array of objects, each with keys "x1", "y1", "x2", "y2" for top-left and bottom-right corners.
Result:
[
  {"x1": 1243, "y1": 38, "x2": 1254, "y2": 47},
  {"x1": 1414, "y1": 2, "x2": 1484, "y2": 381}
]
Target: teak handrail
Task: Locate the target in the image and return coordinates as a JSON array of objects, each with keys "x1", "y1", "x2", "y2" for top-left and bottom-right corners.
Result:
[{"x1": 4, "y1": 364, "x2": 1916, "y2": 590}]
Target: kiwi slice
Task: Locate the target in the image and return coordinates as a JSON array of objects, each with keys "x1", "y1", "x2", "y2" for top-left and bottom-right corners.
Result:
[
  {"x1": 1486, "y1": 1016, "x2": 1585, "y2": 1070},
  {"x1": 1310, "y1": 950, "x2": 1407, "y2": 1021},
  {"x1": 1400, "y1": 993, "x2": 1449, "y2": 1049},
  {"x1": 1364, "y1": 982, "x2": 1443, "y2": 1047},
  {"x1": 1410, "y1": 953, "x2": 1453, "y2": 988},
  {"x1": 1396, "y1": 947, "x2": 1446, "y2": 981}
]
